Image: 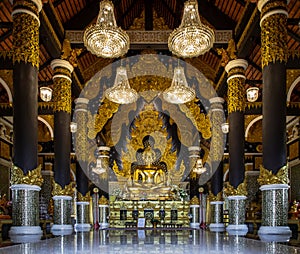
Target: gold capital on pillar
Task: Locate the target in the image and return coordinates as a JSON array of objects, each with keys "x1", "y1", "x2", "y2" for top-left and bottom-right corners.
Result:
[
  {"x1": 208, "y1": 191, "x2": 223, "y2": 202},
  {"x1": 52, "y1": 181, "x2": 74, "y2": 197},
  {"x1": 257, "y1": 164, "x2": 289, "y2": 185},
  {"x1": 224, "y1": 181, "x2": 247, "y2": 197},
  {"x1": 11, "y1": 164, "x2": 44, "y2": 187},
  {"x1": 77, "y1": 192, "x2": 90, "y2": 202}
]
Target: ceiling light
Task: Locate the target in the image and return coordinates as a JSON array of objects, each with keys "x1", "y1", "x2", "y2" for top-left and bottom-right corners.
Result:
[
  {"x1": 246, "y1": 87, "x2": 259, "y2": 102},
  {"x1": 40, "y1": 87, "x2": 52, "y2": 102},
  {"x1": 168, "y1": 0, "x2": 215, "y2": 58}
]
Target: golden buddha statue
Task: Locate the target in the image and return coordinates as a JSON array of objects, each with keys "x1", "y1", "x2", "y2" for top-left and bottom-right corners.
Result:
[{"x1": 126, "y1": 136, "x2": 171, "y2": 200}]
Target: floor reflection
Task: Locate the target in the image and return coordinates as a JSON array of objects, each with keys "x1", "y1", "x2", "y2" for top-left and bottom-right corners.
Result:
[{"x1": 0, "y1": 229, "x2": 300, "y2": 254}]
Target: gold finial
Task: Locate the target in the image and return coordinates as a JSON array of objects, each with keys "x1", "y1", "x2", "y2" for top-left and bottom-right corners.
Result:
[
  {"x1": 98, "y1": 195, "x2": 109, "y2": 205},
  {"x1": 52, "y1": 181, "x2": 74, "y2": 196},
  {"x1": 61, "y1": 39, "x2": 82, "y2": 67},
  {"x1": 77, "y1": 192, "x2": 90, "y2": 202},
  {"x1": 217, "y1": 39, "x2": 237, "y2": 67},
  {"x1": 190, "y1": 196, "x2": 200, "y2": 205},
  {"x1": 208, "y1": 191, "x2": 223, "y2": 202},
  {"x1": 224, "y1": 181, "x2": 247, "y2": 196}
]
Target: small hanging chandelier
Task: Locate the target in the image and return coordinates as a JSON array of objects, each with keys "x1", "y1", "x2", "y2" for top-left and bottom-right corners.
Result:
[
  {"x1": 163, "y1": 66, "x2": 195, "y2": 104},
  {"x1": 92, "y1": 146, "x2": 110, "y2": 175},
  {"x1": 83, "y1": 0, "x2": 129, "y2": 58},
  {"x1": 40, "y1": 87, "x2": 53, "y2": 102},
  {"x1": 168, "y1": 0, "x2": 215, "y2": 58},
  {"x1": 246, "y1": 87, "x2": 259, "y2": 102},
  {"x1": 105, "y1": 66, "x2": 138, "y2": 104}
]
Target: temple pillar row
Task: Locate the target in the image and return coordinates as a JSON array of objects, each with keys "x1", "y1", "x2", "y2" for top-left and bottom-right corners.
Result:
[{"x1": 10, "y1": 0, "x2": 44, "y2": 242}]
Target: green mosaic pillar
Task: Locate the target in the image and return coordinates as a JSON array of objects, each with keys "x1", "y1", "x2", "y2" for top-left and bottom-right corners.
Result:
[
  {"x1": 52, "y1": 196, "x2": 73, "y2": 234},
  {"x1": 99, "y1": 196, "x2": 109, "y2": 228},
  {"x1": 40, "y1": 167, "x2": 54, "y2": 219},
  {"x1": 257, "y1": 0, "x2": 291, "y2": 239},
  {"x1": 75, "y1": 201, "x2": 90, "y2": 232}
]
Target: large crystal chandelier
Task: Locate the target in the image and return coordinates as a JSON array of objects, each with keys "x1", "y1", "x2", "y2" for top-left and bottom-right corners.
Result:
[
  {"x1": 83, "y1": 0, "x2": 129, "y2": 58},
  {"x1": 163, "y1": 66, "x2": 195, "y2": 104},
  {"x1": 168, "y1": 0, "x2": 215, "y2": 58},
  {"x1": 105, "y1": 66, "x2": 138, "y2": 104}
]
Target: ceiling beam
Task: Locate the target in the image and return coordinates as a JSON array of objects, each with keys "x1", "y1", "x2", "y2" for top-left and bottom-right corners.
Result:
[
  {"x1": 288, "y1": 28, "x2": 300, "y2": 43},
  {"x1": 63, "y1": 0, "x2": 100, "y2": 30},
  {"x1": 145, "y1": 0, "x2": 153, "y2": 30},
  {"x1": 0, "y1": 22, "x2": 12, "y2": 29}
]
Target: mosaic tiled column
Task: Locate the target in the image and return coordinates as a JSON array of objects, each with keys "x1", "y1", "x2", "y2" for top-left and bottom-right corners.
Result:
[
  {"x1": 99, "y1": 196, "x2": 109, "y2": 228},
  {"x1": 10, "y1": 0, "x2": 43, "y2": 242},
  {"x1": 226, "y1": 196, "x2": 247, "y2": 234},
  {"x1": 209, "y1": 201, "x2": 224, "y2": 231},
  {"x1": 209, "y1": 97, "x2": 225, "y2": 231},
  {"x1": 225, "y1": 59, "x2": 248, "y2": 235},
  {"x1": 40, "y1": 166, "x2": 54, "y2": 220},
  {"x1": 189, "y1": 196, "x2": 200, "y2": 228},
  {"x1": 257, "y1": 0, "x2": 291, "y2": 238},
  {"x1": 51, "y1": 58, "x2": 74, "y2": 235}
]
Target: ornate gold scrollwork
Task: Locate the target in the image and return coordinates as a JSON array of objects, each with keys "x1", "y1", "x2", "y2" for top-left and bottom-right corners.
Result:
[
  {"x1": 10, "y1": 164, "x2": 44, "y2": 187},
  {"x1": 208, "y1": 191, "x2": 223, "y2": 202},
  {"x1": 224, "y1": 182, "x2": 247, "y2": 197},
  {"x1": 77, "y1": 192, "x2": 90, "y2": 202},
  {"x1": 257, "y1": 164, "x2": 289, "y2": 185},
  {"x1": 260, "y1": 0, "x2": 287, "y2": 69},
  {"x1": 52, "y1": 181, "x2": 74, "y2": 197},
  {"x1": 210, "y1": 110, "x2": 224, "y2": 162},
  {"x1": 53, "y1": 77, "x2": 72, "y2": 113},
  {"x1": 75, "y1": 110, "x2": 87, "y2": 162}
]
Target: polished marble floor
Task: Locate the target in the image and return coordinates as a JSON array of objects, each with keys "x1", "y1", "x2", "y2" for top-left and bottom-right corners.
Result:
[{"x1": 0, "y1": 229, "x2": 300, "y2": 254}]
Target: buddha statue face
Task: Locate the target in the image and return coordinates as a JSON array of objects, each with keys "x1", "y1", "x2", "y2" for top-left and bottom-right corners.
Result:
[{"x1": 142, "y1": 146, "x2": 156, "y2": 166}]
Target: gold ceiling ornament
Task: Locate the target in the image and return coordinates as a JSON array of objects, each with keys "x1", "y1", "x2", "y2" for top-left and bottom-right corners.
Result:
[
  {"x1": 52, "y1": 181, "x2": 74, "y2": 197},
  {"x1": 105, "y1": 66, "x2": 138, "y2": 104},
  {"x1": 87, "y1": 99, "x2": 120, "y2": 139},
  {"x1": 259, "y1": 1, "x2": 288, "y2": 69},
  {"x1": 168, "y1": 0, "x2": 215, "y2": 58},
  {"x1": 257, "y1": 164, "x2": 289, "y2": 185},
  {"x1": 216, "y1": 39, "x2": 237, "y2": 67},
  {"x1": 83, "y1": 0, "x2": 129, "y2": 58},
  {"x1": 224, "y1": 182, "x2": 247, "y2": 197},
  {"x1": 180, "y1": 99, "x2": 211, "y2": 139},
  {"x1": 208, "y1": 191, "x2": 223, "y2": 202},
  {"x1": 190, "y1": 196, "x2": 200, "y2": 205},
  {"x1": 98, "y1": 195, "x2": 109, "y2": 205},
  {"x1": 61, "y1": 39, "x2": 82, "y2": 68},
  {"x1": 77, "y1": 192, "x2": 90, "y2": 202},
  {"x1": 10, "y1": 164, "x2": 44, "y2": 187}
]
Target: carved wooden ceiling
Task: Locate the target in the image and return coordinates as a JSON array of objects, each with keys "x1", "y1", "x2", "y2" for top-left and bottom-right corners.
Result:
[{"x1": 0, "y1": 0, "x2": 299, "y2": 108}]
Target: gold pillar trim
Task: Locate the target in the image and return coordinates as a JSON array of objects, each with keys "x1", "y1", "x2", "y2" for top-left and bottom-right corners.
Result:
[
  {"x1": 210, "y1": 109, "x2": 224, "y2": 162},
  {"x1": 227, "y1": 76, "x2": 245, "y2": 113},
  {"x1": 53, "y1": 77, "x2": 72, "y2": 113},
  {"x1": 208, "y1": 191, "x2": 223, "y2": 202},
  {"x1": 190, "y1": 196, "x2": 200, "y2": 205},
  {"x1": 99, "y1": 195, "x2": 109, "y2": 205},
  {"x1": 224, "y1": 182, "x2": 247, "y2": 197},
  {"x1": 75, "y1": 110, "x2": 87, "y2": 162},
  {"x1": 10, "y1": 164, "x2": 44, "y2": 187},
  {"x1": 12, "y1": 12, "x2": 39, "y2": 68},
  {"x1": 53, "y1": 67, "x2": 72, "y2": 79},
  {"x1": 257, "y1": 164, "x2": 289, "y2": 185},
  {"x1": 77, "y1": 192, "x2": 90, "y2": 202},
  {"x1": 52, "y1": 181, "x2": 74, "y2": 197},
  {"x1": 260, "y1": 0, "x2": 288, "y2": 69}
]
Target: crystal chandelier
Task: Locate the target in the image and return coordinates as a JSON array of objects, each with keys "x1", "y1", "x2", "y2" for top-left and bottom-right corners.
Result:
[
  {"x1": 105, "y1": 66, "x2": 138, "y2": 104},
  {"x1": 163, "y1": 66, "x2": 195, "y2": 104},
  {"x1": 83, "y1": 0, "x2": 129, "y2": 58},
  {"x1": 246, "y1": 87, "x2": 259, "y2": 102},
  {"x1": 168, "y1": 0, "x2": 215, "y2": 58},
  {"x1": 92, "y1": 146, "x2": 110, "y2": 175},
  {"x1": 193, "y1": 158, "x2": 206, "y2": 174}
]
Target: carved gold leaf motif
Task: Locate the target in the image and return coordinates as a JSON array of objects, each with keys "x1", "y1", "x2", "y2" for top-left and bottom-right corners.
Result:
[
  {"x1": 52, "y1": 181, "x2": 74, "y2": 197},
  {"x1": 257, "y1": 164, "x2": 289, "y2": 185},
  {"x1": 224, "y1": 182, "x2": 247, "y2": 197},
  {"x1": 11, "y1": 164, "x2": 44, "y2": 187}
]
